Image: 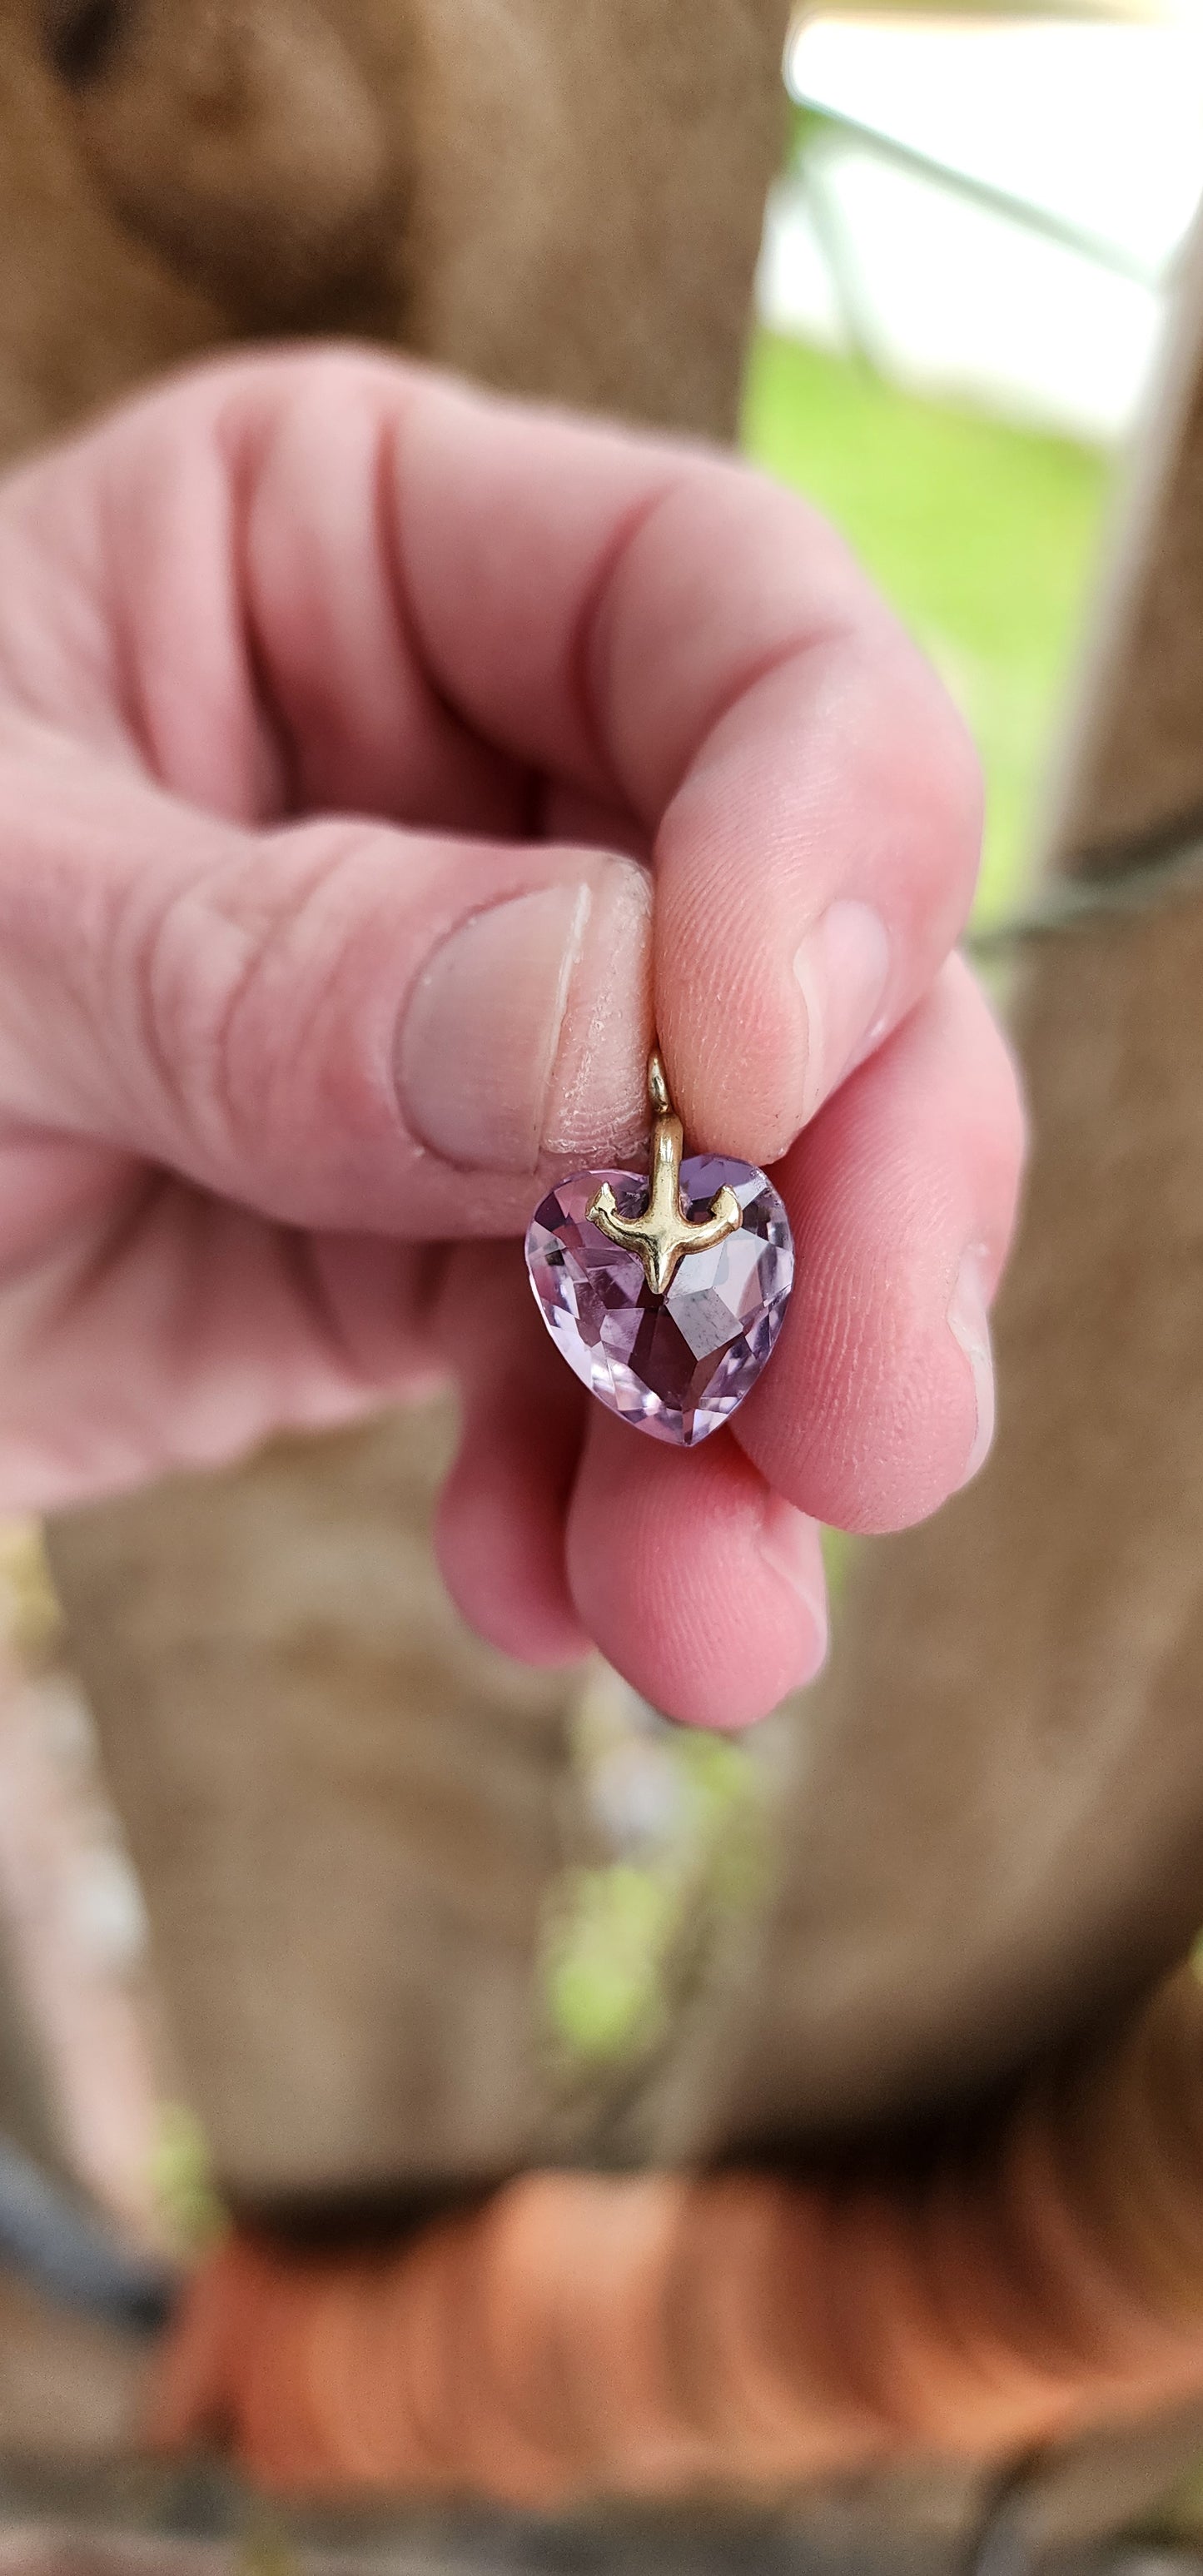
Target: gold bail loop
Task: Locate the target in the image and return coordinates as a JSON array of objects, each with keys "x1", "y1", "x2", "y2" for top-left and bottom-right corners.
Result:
[
  {"x1": 586, "y1": 1046, "x2": 741, "y2": 1296},
  {"x1": 647, "y1": 1047, "x2": 673, "y2": 1121}
]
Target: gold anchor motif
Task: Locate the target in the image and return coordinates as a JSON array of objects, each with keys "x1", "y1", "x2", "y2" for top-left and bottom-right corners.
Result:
[{"x1": 588, "y1": 1048, "x2": 741, "y2": 1297}]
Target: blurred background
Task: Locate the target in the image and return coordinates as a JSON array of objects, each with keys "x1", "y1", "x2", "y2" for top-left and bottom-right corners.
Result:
[
  {"x1": 3, "y1": 0, "x2": 1201, "y2": 2258},
  {"x1": 2, "y1": 0, "x2": 1203, "y2": 2529},
  {"x1": 750, "y1": 2, "x2": 1203, "y2": 919}
]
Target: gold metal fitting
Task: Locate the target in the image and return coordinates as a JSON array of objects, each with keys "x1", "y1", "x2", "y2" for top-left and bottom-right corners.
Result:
[{"x1": 587, "y1": 1047, "x2": 740, "y2": 1296}]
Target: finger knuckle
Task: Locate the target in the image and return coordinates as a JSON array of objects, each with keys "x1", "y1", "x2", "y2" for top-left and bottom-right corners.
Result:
[{"x1": 139, "y1": 825, "x2": 393, "y2": 1182}]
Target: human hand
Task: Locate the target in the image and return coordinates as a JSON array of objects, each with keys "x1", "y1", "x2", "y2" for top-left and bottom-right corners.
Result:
[{"x1": 0, "y1": 351, "x2": 1022, "y2": 1724}]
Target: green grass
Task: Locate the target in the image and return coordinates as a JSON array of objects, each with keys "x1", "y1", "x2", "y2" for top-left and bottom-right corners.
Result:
[
  {"x1": 741, "y1": 332, "x2": 1111, "y2": 918},
  {"x1": 542, "y1": 1717, "x2": 769, "y2": 2066}
]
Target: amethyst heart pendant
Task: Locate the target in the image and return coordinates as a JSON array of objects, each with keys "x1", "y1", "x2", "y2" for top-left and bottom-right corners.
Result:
[{"x1": 524, "y1": 1048, "x2": 794, "y2": 1446}]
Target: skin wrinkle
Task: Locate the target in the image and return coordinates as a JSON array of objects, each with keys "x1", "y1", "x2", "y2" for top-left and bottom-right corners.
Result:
[
  {"x1": 318, "y1": 1243, "x2": 450, "y2": 1401},
  {"x1": 26, "y1": 790, "x2": 196, "y2": 1141},
  {"x1": 158, "y1": 1199, "x2": 378, "y2": 1460},
  {"x1": 595, "y1": 471, "x2": 862, "y2": 823},
  {"x1": 231, "y1": 421, "x2": 305, "y2": 824},
  {"x1": 390, "y1": 409, "x2": 681, "y2": 821},
  {"x1": 271, "y1": 1221, "x2": 394, "y2": 1395},
  {"x1": 139, "y1": 832, "x2": 276, "y2": 1163},
  {"x1": 669, "y1": 639, "x2": 978, "y2": 942},
  {"x1": 242, "y1": 398, "x2": 358, "y2": 815},
  {"x1": 241, "y1": 377, "x2": 529, "y2": 833},
  {"x1": 256, "y1": 872, "x2": 405, "y2": 1173},
  {"x1": 31, "y1": 463, "x2": 145, "y2": 752},
  {"x1": 158, "y1": 818, "x2": 435, "y2": 1192},
  {"x1": 375, "y1": 399, "x2": 537, "y2": 841},
  {"x1": 0, "y1": 356, "x2": 1023, "y2": 1710},
  {"x1": 384, "y1": 374, "x2": 600, "y2": 785},
  {"x1": 216, "y1": 364, "x2": 370, "y2": 821},
  {"x1": 0, "y1": 505, "x2": 122, "y2": 749},
  {"x1": 570, "y1": 474, "x2": 684, "y2": 812},
  {"x1": 223, "y1": 418, "x2": 341, "y2": 819},
  {"x1": 654, "y1": 619, "x2": 858, "y2": 841},
  {"x1": 11, "y1": 1157, "x2": 167, "y2": 1351},
  {"x1": 242, "y1": 381, "x2": 398, "y2": 816},
  {"x1": 101, "y1": 424, "x2": 228, "y2": 792}
]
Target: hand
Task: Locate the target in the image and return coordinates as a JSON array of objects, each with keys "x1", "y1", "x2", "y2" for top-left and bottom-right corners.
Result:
[{"x1": 0, "y1": 350, "x2": 1022, "y2": 1724}]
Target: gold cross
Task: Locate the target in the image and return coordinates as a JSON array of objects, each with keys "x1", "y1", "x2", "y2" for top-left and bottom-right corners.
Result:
[{"x1": 588, "y1": 1048, "x2": 740, "y2": 1296}]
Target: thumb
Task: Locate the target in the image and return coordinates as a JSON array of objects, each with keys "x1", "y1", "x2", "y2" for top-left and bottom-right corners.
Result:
[{"x1": 0, "y1": 748, "x2": 654, "y2": 1237}]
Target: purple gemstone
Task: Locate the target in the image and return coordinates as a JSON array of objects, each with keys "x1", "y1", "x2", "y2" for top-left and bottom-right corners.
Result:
[{"x1": 524, "y1": 1155, "x2": 794, "y2": 1446}]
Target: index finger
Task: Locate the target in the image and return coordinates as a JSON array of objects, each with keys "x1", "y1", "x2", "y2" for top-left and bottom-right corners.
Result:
[
  {"x1": 391, "y1": 369, "x2": 982, "y2": 1162},
  {"x1": 25, "y1": 349, "x2": 978, "y2": 1177}
]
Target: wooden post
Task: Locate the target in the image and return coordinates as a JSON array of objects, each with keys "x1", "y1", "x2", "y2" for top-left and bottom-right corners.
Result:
[
  {"x1": 22, "y1": 0, "x2": 793, "y2": 2201},
  {"x1": 635, "y1": 214, "x2": 1203, "y2": 2167}
]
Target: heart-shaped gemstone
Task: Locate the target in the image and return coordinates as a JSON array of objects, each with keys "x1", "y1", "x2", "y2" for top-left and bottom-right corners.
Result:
[{"x1": 524, "y1": 1154, "x2": 794, "y2": 1446}]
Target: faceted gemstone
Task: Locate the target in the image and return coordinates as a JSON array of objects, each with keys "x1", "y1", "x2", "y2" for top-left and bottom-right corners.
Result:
[{"x1": 524, "y1": 1155, "x2": 794, "y2": 1446}]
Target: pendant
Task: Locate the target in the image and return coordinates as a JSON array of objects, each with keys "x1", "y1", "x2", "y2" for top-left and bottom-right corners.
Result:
[{"x1": 524, "y1": 1048, "x2": 794, "y2": 1446}]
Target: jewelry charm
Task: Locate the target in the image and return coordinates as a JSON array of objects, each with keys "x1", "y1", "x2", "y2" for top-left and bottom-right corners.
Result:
[{"x1": 524, "y1": 1048, "x2": 794, "y2": 1446}]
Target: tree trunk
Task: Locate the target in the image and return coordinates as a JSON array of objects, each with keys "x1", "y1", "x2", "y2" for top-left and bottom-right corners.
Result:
[
  {"x1": 25, "y1": 0, "x2": 793, "y2": 2201},
  {"x1": 632, "y1": 216, "x2": 1203, "y2": 2166}
]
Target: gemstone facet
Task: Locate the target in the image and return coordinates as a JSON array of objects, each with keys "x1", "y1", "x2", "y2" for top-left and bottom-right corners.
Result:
[{"x1": 524, "y1": 1155, "x2": 794, "y2": 1446}]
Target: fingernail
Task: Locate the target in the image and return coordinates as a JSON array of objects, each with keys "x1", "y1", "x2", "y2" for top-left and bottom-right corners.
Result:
[
  {"x1": 793, "y1": 900, "x2": 891, "y2": 1122},
  {"x1": 398, "y1": 863, "x2": 652, "y2": 1172},
  {"x1": 758, "y1": 1494, "x2": 829, "y2": 1681},
  {"x1": 948, "y1": 1245, "x2": 996, "y2": 1484}
]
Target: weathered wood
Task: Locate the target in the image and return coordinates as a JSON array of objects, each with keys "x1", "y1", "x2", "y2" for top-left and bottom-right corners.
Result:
[
  {"x1": 0, "y1": 2266, "x2": 147, "y2": 2465},
  {"x1": 0, "y1": 1554, "x2": 142, "y2": 2207},
  {"x1": 0, "y1": 1918, "x2": 65, "y2": 2182},
  {"x1": 0, "y1": 1627, "x2": 163, "y2": 2230},
  {"x1": 1, "y1": 0, "x2": 788, "y2": 444},
  {"x1": 9, "y1": 0, "x2": 792, "y2": 2198},
  {"x1": 48, "y1": 1407, "x2": 580, "y2": 2201},
  {"x1": 13, "y1": 0, "x2": 1203, "y2": 2526},
  {"x1": 639, "y1": 216, "x2": 1203, "y2": 2162}
]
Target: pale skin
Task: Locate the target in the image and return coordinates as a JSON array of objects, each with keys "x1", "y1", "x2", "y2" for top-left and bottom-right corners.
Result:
[{"x1": 0, "y1": 348, "x2": 1024, "y2": 1728}]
